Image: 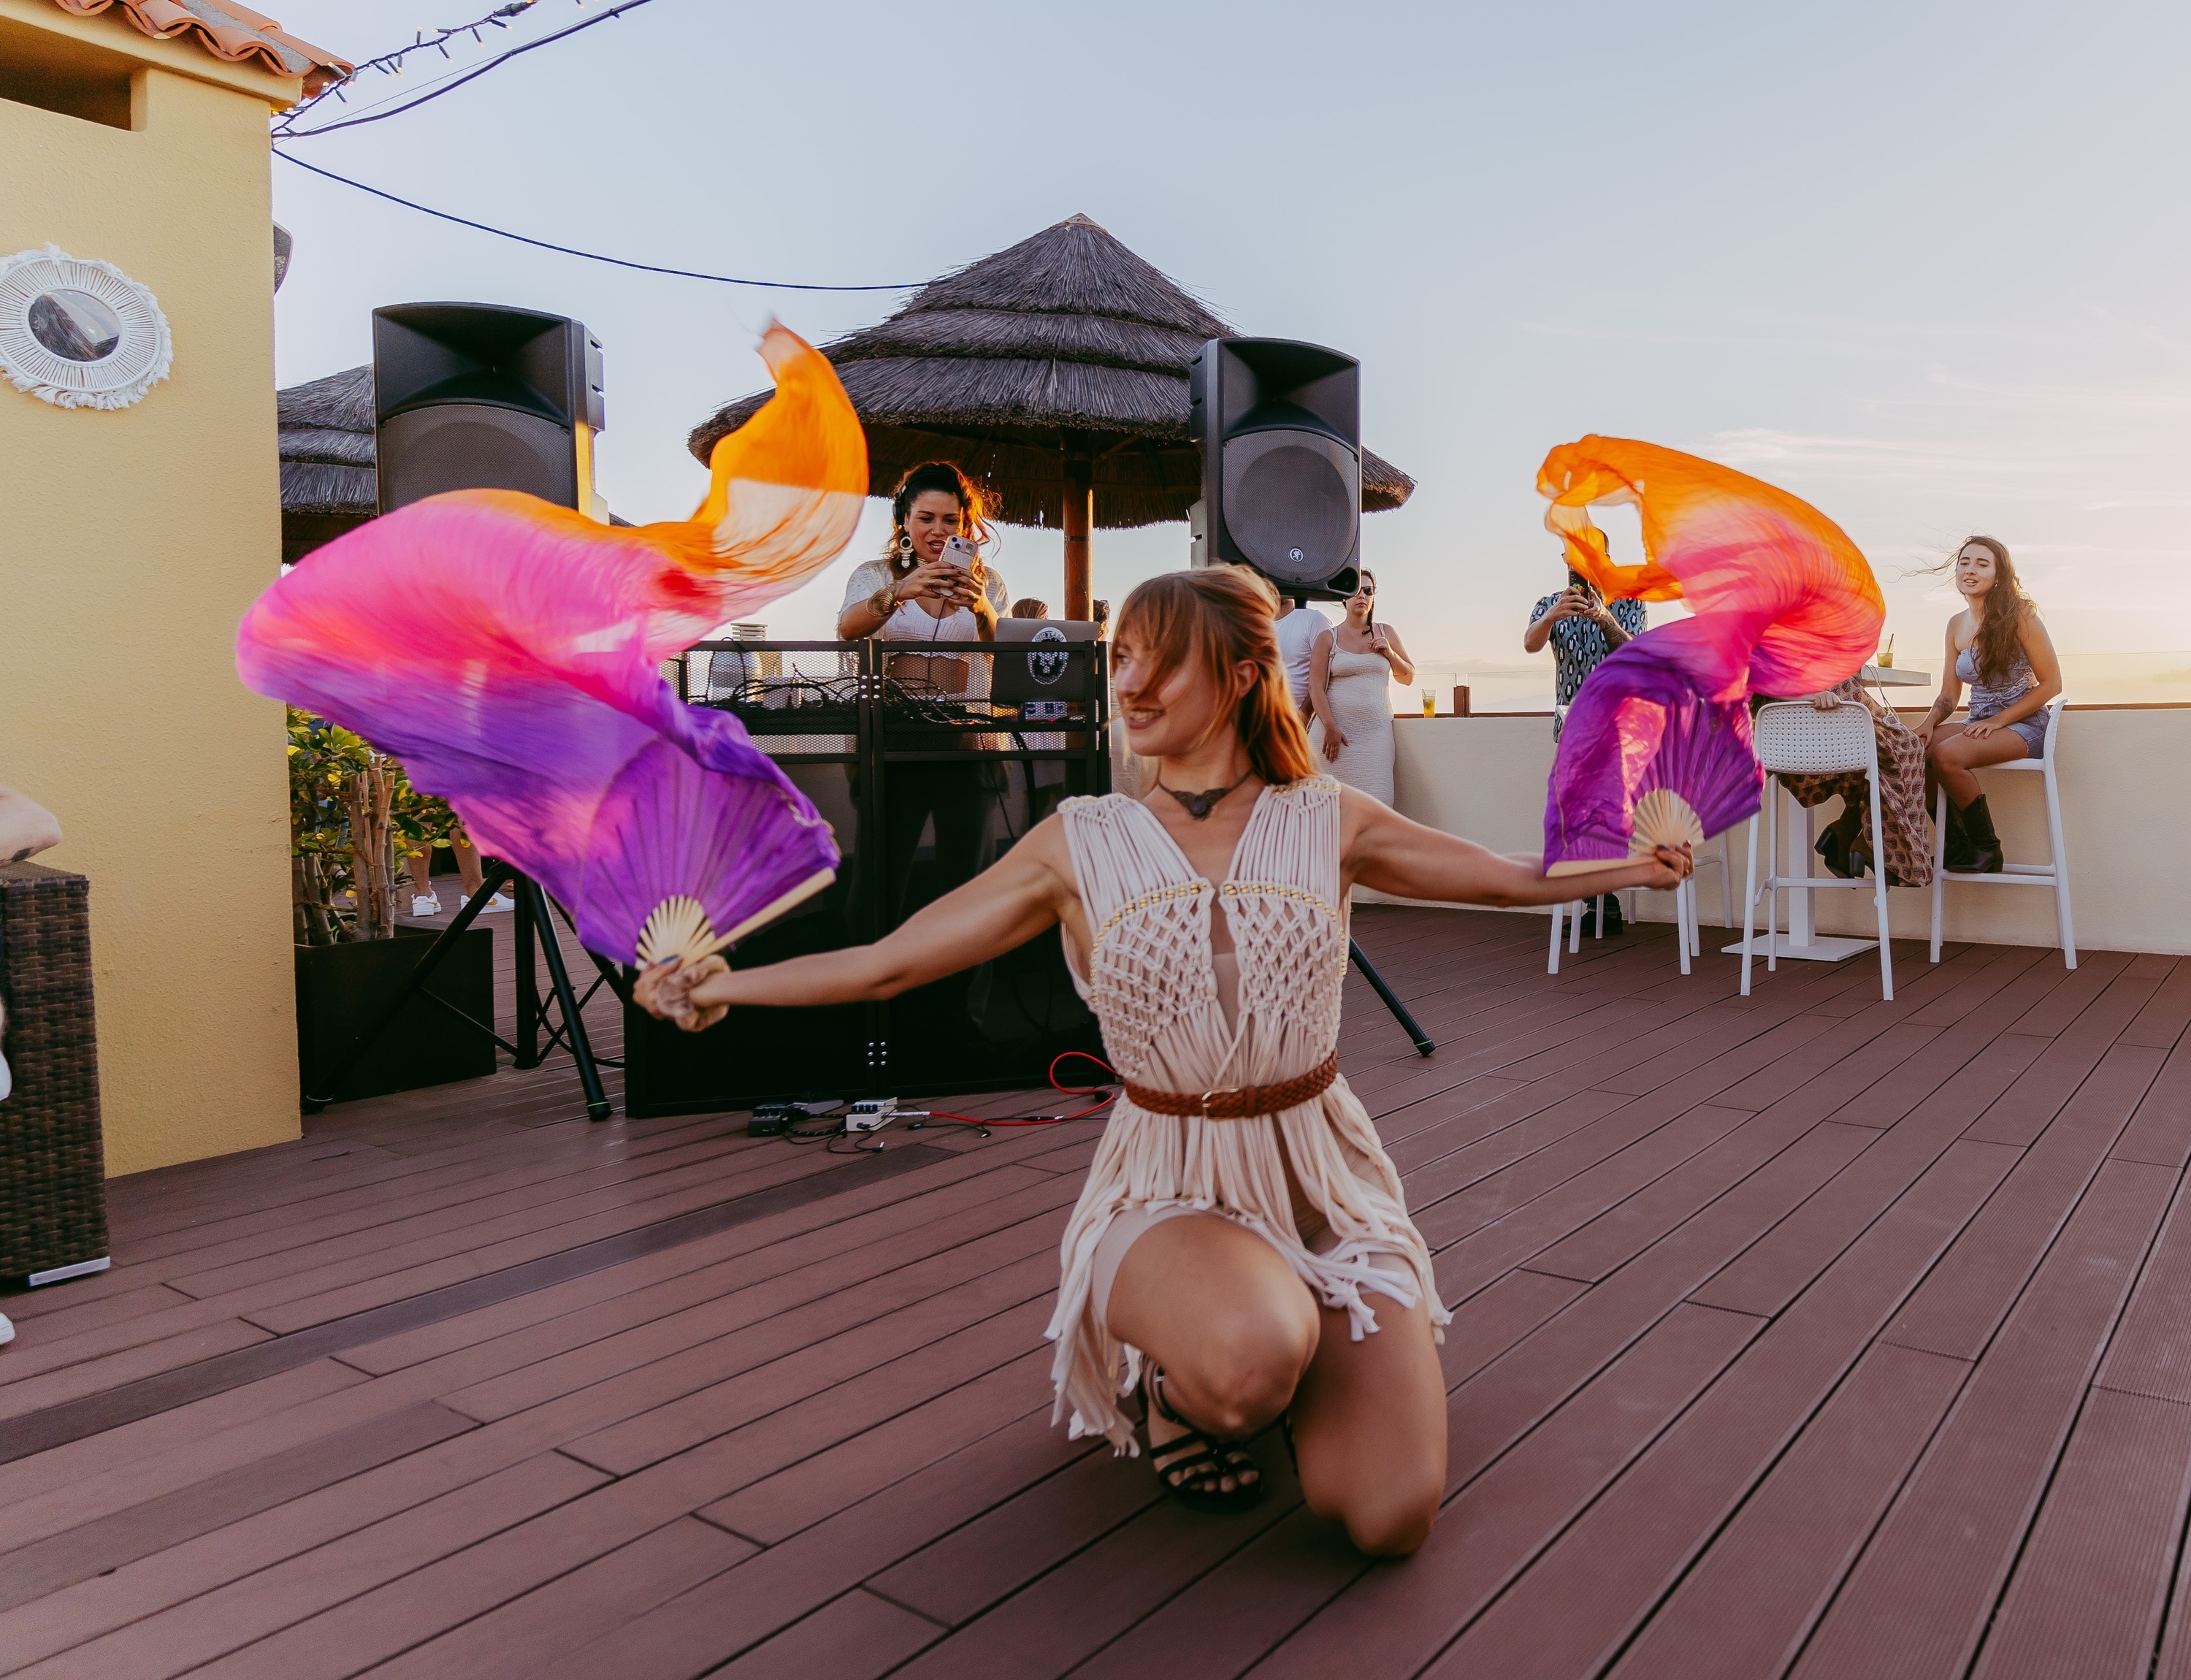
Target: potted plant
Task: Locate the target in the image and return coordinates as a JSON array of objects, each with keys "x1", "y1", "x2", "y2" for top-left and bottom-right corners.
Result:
[{"x1": 288, "y1": 710, "x2": 495, "y2": 1102}]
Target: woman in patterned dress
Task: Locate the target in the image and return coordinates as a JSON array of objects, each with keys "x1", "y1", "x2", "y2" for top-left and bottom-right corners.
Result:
[{"x1": 639, "y1": 568, "x2": 1690, "y2": 1557}]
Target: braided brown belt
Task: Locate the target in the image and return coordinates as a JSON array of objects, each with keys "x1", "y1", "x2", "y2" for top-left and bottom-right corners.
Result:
[{"x1": 1123, "y1": 1052, "x2": 1340, "y2": 1119}]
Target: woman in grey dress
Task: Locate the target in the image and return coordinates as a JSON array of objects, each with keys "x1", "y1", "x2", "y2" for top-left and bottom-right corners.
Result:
[{"x1": 1915, "y1": 536, "x2": 2062, "y2": 874}]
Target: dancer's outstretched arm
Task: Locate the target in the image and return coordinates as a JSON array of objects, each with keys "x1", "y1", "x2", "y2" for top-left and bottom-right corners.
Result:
[
  {"x1": 1342, "y1": 785, "x2": 1689, "y2": 907},
  {"x1": 638, "y1": 817, "x2": 1079, "y2": 1031}
]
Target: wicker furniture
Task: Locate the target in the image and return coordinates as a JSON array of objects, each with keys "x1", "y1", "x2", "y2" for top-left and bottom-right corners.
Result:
[{"x1": 0, "y1": 860, "x2": 109, "y2": 1283}]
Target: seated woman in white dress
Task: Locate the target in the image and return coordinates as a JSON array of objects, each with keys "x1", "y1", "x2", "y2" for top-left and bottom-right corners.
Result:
[
  {"x1": 1305, "y1": 570, "x2": 1415, "y2": 806},
  {"x1": 641, "y1": 568, "x2": 1691, "y2": 1557}
]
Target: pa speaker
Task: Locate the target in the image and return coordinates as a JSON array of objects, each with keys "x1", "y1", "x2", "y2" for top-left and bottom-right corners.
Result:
[
  {"x1": 372, "y1": 303, "x2": 606, "y2": 518},
  {"x1": 1188, "y1": 338, "x2": 1361, "y2": 598}
]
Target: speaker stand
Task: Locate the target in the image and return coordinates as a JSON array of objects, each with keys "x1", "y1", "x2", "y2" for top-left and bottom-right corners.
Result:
[
  {"x1": 302, "y1": 863, "x2": 618, "y2": 1122},
  {"x1": 1350, "y1": 938, "x2": 1434, "y2": 1057}
]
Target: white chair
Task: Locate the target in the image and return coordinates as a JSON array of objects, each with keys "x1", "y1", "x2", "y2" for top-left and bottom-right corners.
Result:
[
  {"x1": 1550, "y1": 840, "x2": 1727, "y2": 977},
  {"x1": 1929, "y1": 695, "x2": 2074, "y2": 969},
  {"x1": 1742, "y1": 701, "x2": 1895, "y2": 1000}
]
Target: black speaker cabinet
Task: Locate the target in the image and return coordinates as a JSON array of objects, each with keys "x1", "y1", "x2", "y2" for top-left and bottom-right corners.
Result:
[
  {"x1": 1189, "y1": 337, "x2": 1363, "y2": 599},
  {"x1": 372, "y1": 303, "x2": 605, "y2": 516}
]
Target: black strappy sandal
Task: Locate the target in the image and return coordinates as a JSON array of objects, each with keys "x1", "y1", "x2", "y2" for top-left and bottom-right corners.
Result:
[{"x1": 1142, "y1": 1364, "x2": 1265, "y2": 1514}]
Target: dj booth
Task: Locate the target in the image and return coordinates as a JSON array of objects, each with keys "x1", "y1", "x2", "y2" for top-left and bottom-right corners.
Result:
[{"x1": 622, "y1": 635, "x2": 1111, "y2": 1117}]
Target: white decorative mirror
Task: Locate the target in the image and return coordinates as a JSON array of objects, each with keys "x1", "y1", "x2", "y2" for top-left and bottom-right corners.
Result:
[{"x1": 0, "y1": 245, "x2": 172, "y2": 410}]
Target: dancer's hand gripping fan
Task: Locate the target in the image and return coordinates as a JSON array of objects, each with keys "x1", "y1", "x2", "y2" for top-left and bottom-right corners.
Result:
[
  {"x1": 237, "y1": 324, "x2": 868, "y2": 969},
  {"x1": 1535, "y1": 437, "x2": 1886, "y2": 876}
]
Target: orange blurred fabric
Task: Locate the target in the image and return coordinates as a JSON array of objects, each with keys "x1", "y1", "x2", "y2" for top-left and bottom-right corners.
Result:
[{"x1": 1536, "y1": 435, "x2": 1884, "y2": 700}]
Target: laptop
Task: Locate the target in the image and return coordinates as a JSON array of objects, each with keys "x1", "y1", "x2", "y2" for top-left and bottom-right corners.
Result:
[{"x1": 991, "y1": 619, "x2": 1101, "y2": 709}]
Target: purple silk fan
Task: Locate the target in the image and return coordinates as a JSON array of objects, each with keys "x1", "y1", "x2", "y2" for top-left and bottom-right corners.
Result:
[{"x1": 1543, "y1": 633, "x2": 1762, "y2": 871}]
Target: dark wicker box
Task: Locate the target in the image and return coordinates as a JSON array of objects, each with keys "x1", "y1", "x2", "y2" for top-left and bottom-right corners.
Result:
[{"x1": 0, "y1": 861, "x2": 109, "y2": 1280}]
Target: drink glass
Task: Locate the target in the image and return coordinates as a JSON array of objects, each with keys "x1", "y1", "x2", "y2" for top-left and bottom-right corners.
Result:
[{"x1": 1421, "y1": 690, "x2": 1436, "y2": 717}]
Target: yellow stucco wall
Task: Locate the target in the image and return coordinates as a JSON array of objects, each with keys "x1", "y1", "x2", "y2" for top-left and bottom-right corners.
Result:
[{"x1": 1, "y1": 5, "x2": 305, "y2": 1174}]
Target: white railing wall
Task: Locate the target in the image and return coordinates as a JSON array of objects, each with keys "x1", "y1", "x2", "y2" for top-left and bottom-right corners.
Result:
[{"x1": 1369, "y1": 709, "x2": 2190, "y2": 957}]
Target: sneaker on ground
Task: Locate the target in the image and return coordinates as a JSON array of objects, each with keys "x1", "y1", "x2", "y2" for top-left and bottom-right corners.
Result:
[
  {"x1": 410, "y1": 893, "x2": 442, "y2": 917},
  {"x1": 483, "y1": 892, "x2": 515, "y2": 913}
]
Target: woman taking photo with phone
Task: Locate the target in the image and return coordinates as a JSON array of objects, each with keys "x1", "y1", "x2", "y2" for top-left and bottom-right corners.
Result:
[
  {"x1": 1307, "y1": 569, "x2": 1414, "y2": 806},
  {"x1": 836, "y1": 462, "x2": 1012, "y2": 924},
  {"x1": 1914, "y1": 535, "x2": 2062, "y2": 874},
  {"x1": 643, "y1": 567, "x2": 1691, "y2": 1557}
]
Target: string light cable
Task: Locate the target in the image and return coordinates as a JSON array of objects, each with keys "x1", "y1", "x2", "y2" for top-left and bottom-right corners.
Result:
[
  {"x1": 271, "y1": 150, "x2": 925, "y2": 293},
  {"x1": 275, "y1": 1, "x2": 648, "y2": 140},
  {"x1": 272, "y1": 1, "x2": 925, "y2": 291}
]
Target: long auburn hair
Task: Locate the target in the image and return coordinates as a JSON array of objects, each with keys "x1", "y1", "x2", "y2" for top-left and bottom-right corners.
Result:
[
  {"x1": 1113, "y1": 568, "x2": 1317, "y2": 787},
  {"x1": 1957, "y1": 535, "x2": 2037, "y2": 686}
]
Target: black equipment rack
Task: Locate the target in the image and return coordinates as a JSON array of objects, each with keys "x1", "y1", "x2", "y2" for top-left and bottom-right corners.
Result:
[{"x1": 624, "y1": 638, "x2": 1112, "y2": 1116}]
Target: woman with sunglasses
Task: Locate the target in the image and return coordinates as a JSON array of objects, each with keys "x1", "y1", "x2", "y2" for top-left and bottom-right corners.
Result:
[{"x1": 1307, "y1": 568, "x2": 1414, "y2": 806}]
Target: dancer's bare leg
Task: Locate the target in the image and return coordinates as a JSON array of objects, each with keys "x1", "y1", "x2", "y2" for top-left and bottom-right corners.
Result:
[
  {"x1": 1288, "y1": 1290, "x2": 1447, "y2": 1556},
  {"x1": 1105, "y1": 1214, "x2": 1320, "y2": 1492}
]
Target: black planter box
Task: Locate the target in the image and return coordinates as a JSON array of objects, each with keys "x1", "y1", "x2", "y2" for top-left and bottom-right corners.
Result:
[{"x1": 294, "y1": 924, "x2": 496, "y2": 1103}]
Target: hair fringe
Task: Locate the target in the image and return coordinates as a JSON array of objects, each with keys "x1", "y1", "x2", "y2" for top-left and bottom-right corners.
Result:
[{"x1": 1112, "y1": 568, "x2": 1318, "y2": 787}]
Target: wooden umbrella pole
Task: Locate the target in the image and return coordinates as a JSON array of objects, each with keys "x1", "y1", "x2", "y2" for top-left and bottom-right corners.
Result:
[{"x1": 1063, "y1": 446, "x2": 1093, "y2": 621}]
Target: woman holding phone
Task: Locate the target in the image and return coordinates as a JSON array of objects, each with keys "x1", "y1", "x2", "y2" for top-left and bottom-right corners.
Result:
[
  {"x1": 1307, "y1": 569, "x2": 1413, "y2": 806},
  {"x1": 837, "y1": 462, "x2": 1012, "y2": 924}
]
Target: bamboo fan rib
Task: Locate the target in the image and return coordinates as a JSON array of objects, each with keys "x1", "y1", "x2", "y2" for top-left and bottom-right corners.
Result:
[
  {"x1": 635, "y1": 866, "x2": 837, "y2": 969},
  {"x1": 1544, "y1": 789, "x2": 1702, "y2": 877}
]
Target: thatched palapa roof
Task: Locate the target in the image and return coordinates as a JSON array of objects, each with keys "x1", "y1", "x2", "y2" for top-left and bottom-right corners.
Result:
[
  {"x1": 277, "y1": 364, "x2": 375, "y2": 561},
  {"x1": 688, "y1": 215, "x2": 1414, "y2": 530}
]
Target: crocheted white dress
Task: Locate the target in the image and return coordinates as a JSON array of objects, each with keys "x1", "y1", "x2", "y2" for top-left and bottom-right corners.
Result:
[{"x1": 1047, "y1": 776, "x2": 1449, "y2": 1452}]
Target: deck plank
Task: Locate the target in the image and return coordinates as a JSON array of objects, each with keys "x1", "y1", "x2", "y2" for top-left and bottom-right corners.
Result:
[{"x1": 2, "y1": 910, "x2": 2182, "y2": 1680}]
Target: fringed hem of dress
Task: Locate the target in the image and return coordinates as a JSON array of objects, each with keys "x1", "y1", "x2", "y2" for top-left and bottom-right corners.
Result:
[{"x1": 1044, "y1": 779, "x2": 1450, "y2": 1455}]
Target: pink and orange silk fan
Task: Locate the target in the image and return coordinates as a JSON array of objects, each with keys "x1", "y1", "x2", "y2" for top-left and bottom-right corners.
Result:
[
  {"x1": 1536, "y1": 436, "x2": 1885, "y2": 874},
  {"x1": 237, "y1": 324, "x2": 868, "y2": 966}
]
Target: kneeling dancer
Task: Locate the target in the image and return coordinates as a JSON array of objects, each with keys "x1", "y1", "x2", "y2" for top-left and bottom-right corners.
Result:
[{"x1": 640, "y1": 567, "x2": 1690, "y2": 1556}]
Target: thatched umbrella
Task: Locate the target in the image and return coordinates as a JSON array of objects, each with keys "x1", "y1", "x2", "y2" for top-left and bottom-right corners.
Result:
[
  {"x1": 277, "y1": 365, "x2": 376, "y2": 563},
  {"x1": 688, "y1": 214, "x2": 1414, "y2": 619}
]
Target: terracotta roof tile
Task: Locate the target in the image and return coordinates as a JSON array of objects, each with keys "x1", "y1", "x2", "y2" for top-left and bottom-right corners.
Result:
[{"x1": 43, "y1": 0, "x2": 351, "y2": 96}]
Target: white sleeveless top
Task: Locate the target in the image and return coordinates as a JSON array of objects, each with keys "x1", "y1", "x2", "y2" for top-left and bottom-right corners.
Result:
[
  {"x1": 881, "y1": 597, "x2": 979, "y2": 643},
  {"x1": 1046, "y1": 778, "x2": 1448, "y2": 1451}
]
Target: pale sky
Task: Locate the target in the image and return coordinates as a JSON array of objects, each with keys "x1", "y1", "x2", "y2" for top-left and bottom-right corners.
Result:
[{"x1": 269, "y1": 0, "x2": 2191, "y2": 700}]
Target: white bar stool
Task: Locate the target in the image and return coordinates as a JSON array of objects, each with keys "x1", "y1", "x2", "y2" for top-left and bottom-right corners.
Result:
[
  {"x1": 1550, "y1": 857, "x2": 1717, "y2": 977},
  {"x1": 1742, "y1": 700, "x2": 1896, "y2": 1000},
  {"x1": 1928, "y1": 695, "x2": 2074, "y2": 969}
]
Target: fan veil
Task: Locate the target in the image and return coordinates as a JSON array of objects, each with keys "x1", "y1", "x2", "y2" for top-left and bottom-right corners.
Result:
[
  {"x1": 1534, "y1": 435, "x2": 1884, "y2": 873},
  {"x1": 1543, "y1": 634, "x2": 1762, "y2": 871},
  {"x1": 236, "y1": 324, "x2": 864, "y2": 967}
]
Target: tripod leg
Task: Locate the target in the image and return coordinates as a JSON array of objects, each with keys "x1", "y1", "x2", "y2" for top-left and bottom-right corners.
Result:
[
  {"x1": 523, "y1": 877, "x2": 614, "y2": 1122},
  {"x1": 302, "y1": 863, "x2": 512, "y2": 1110},
  {"x1": 514, "y1": 880, "x2": 540, "y2": 1069},
  {"x1": 1349, "y1": 938, "x2": 1434, "y2": 1057}
]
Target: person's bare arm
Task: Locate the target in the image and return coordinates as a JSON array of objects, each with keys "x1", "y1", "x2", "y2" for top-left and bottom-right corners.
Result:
[
  {"x1": 1309, "y1": 630, "x2": 1346, "y2": 759},
  {"x1": 638, "y1": 817, "x2": 1076, "y2": 1031},
  {"x1": 1522, "y1": 596, "x2": 1564, "y2": 654},
  {"x1": 1595, "y1": 603, "x2": 1633, "y2": 651},
  {"x1": 1340, "y1": 786, "x2": 1688, "y2": 907},
  {"x1": 836, "y1": 555, "x2": 973, "y2": 638},
  {"x1": 1372, "y1": 622, "x2": 1416, "y2": 686},
  {"x1": 1916, "y1": 618, "x2": 1962, "y2": 744}
]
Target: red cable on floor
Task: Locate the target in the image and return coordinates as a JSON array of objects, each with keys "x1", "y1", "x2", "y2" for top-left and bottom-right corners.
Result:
[{"x1": 916, "y1": 1051, "x2": 1119, "y2": 1133}]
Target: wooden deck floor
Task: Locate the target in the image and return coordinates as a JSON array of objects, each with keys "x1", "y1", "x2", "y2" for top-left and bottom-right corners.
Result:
[{"x1": 4, "y1": 906, "x2": 2189, "y2": 1679}]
